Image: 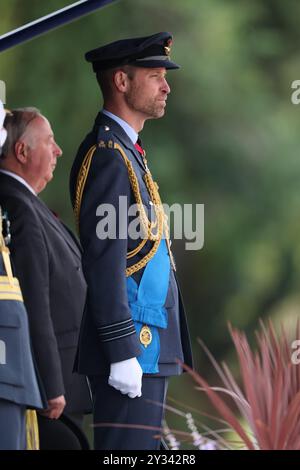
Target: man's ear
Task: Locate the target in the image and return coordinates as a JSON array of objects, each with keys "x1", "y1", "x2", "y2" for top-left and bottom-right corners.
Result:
[
  {"x1": 14, "y1": 141, "x2": 28, "y2": 164},
  {"x1": 114, "y1": 70, "x2": 130, "y2": 93}
]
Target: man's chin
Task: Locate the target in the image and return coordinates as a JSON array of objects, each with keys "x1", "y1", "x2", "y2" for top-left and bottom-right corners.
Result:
[
  {"x1": 39, "y1": 174, "x2": 53, "y2": 192},
  {"x1": 144, "y1": 105, "x2": 166, "y2": 121},
  {"x1": 152, "y1": 107, "x2": 166, "y2": 119},
  {"x1": 157, "y1": 109, "x2": 166, "y2": 118}
]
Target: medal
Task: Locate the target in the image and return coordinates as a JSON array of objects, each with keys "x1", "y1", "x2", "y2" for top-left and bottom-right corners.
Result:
[{"x1": 139, "y1": 325, "x2": 152, "y2": 347}]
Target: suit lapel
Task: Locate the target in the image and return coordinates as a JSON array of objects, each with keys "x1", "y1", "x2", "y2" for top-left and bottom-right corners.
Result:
[{"x1": 33, "y1": 197, "x2": 81, "y2": 259}]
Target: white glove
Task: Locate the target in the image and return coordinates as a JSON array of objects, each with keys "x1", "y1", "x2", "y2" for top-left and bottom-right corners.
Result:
[
  {"x1": 108, "y1": 357, "x2": 143, "y2": 399},
  {"x1": 0, "y1": 100, "x2": 7, "y2": 148}
]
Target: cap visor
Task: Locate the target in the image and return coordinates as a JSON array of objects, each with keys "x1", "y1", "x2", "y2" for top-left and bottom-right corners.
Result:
[{"x1": 133, "y1": 59, "x2": 180, "y2": 69}]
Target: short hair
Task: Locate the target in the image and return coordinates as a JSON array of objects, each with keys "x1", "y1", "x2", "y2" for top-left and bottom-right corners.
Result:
[
  {"x1": 1, "y1": 107, "x2": 41, "y2": 159},
  {"x1": 96, "y1": 65, "x2": 136, "y2": 98}
]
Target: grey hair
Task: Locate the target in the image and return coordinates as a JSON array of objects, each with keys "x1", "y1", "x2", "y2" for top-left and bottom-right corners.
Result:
[{"x1": 1, "y1": 107, "x2": 41, "y2": 159}]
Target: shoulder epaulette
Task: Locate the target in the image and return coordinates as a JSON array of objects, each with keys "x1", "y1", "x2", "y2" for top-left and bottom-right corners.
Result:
[
  {"x1": 73, "y1": 130, "x2": 116, "y2": 232},
  {"x1": 96, "y1": 124, "x2": 114, "y2": 146}
]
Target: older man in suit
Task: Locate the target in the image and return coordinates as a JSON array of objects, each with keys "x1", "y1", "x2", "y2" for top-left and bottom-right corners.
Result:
[
  {"x1": 0, "y1": 107, "x2": 91, "y2": 449},
  {"x1": 0, "y1": 95, "x2": 44, "y2": 450}
]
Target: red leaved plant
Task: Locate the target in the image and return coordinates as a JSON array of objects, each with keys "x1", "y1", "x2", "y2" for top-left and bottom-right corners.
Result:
[{"x1": 183, "y1": 320, "x2": 300, "y2": 450}]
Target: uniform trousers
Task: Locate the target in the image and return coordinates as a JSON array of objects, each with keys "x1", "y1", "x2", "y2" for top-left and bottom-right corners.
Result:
[
  {"x1": 0, "y1": 399, "x2": 26, "y2": 450},
  {"x1": 89, "y1": 376, "x2": 168, "y2": 450}
]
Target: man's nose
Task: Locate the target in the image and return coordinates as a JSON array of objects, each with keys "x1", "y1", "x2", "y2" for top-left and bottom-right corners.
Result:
[
  {"x1": 54, "y1": 142, "x2": 63, "y2": 157},
  {"x1": 162, "y1": 78, "x2": 171, "y2": 95}
]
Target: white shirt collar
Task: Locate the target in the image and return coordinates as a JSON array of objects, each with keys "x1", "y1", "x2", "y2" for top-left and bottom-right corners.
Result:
[
  {"x1": 102, "y1": 109, "x2": 138, "y2": 145},
  {"x1": 0, "y1": 169, "x2": 37, "y2": 195}
]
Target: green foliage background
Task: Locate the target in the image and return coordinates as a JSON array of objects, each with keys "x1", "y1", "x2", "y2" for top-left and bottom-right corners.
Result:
[{"x1": 1, "y1": 0, "x2": 300, "y2": 446}]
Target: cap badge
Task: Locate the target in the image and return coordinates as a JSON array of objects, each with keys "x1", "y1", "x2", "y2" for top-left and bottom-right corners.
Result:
[{"x1": 164, "y1": 38, "x2": 172, "y2": 56}]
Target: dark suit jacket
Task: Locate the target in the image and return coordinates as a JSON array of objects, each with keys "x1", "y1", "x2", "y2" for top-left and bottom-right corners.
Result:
[
  {"x1": 0, "y1": 174, "x2": 91, "y2": 414},
  {"x1": 70, "y1": 112, "x2": 193, "y2": 377}
]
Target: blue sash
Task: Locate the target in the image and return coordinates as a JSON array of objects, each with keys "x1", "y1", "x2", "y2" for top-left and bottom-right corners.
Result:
[{"x1": 126, "y1": 240, "x2": 170, "y2": 373}]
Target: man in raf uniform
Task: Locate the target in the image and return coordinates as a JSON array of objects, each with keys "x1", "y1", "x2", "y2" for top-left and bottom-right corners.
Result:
[{"x1": 70, "y1": 32, "x2": 193, "y2": 450}]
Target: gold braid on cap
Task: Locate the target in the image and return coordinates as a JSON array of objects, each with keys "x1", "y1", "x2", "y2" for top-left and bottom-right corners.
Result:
[{"x1": 74, "y1": 141, "x2": 175, "y2": 276}]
